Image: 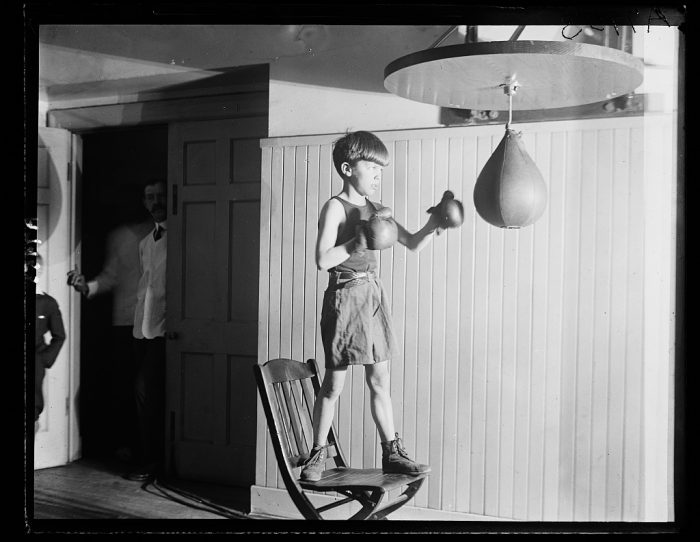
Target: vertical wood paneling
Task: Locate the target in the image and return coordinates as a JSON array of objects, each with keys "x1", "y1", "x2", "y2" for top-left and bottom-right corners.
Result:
[
  {"x1": 267, "y1": 146, "x2": 284, "y2": 360},
  {"x1": 559, "y1": 130, "x2": 582, "y2": 520},
  {"x1": 590, "y1": 129, "x2": 614, "y2": 521},
  {"x1": 441, "y1": 137, "x2": 463, "y2": 512},
  {"x1": 257, "y1": 117, "x2": 668, "y2": 521},
  {"x1": 291, "y1": 146, "x2": 308, "y2": 362},
  {"x1": 543, "y1": 130, "x2": 566, "y2": 520},
  {"x1": 456, "y1": 136, "x2": 477, "y2": 513},
  {"x1": 485, "y1": 177, "x2": 504, "y2": 517},
  {"x1": 428, "y1": 136, "x2": 448, "y2": 508},
  {"x1": 390, "y1": 140, "x2": 408, "y2": 441},
  {"x1": 255, "y1": 146, "x2": 272, "y2": 487},
  {"x1": 303, "y1": 145, "x2": 320, "y2": 364},
  {"x1": 527, "y1": 131, "x2": 551, "y2": 520},
  {"x1": 573, "y1": 129, "x2": 597, "y2": 521},
  {"x1": 623, "y1": 126, "x2": 645, "y2": 521},
  {"x1": 470, "y1": 134, "x2": 492, "y2": 515},
  {"x1": 414, "y1": 138, "x2": 434, "y2": 509},
  {"x1": 279, "y1": 148, "x2": 296, "y2": 359},
  {"x1": 513, "y1": 214, "x2": 534, "y2": 520},
  {"x1": 514, "y1": 133, "x2": 536, "y2": 520},
  {"x1": 606, "y1": 128, "x2": 631, "y2": 521},
  {"x1": 266, "y1": 146, "x2": 283, "y2": 488},
  {"x1": 401, "y1": 138, "x2": 421, "y2": 485},
  {"x1": 498, "y1": 206, "x2": 518, "y2": 519}
]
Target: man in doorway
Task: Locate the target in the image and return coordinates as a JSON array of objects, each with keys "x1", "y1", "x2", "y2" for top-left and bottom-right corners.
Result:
[
  {"x1": 128, "y1": 178, "x2": 168, "y2": 481},
  {"x1": 67, "y1": 183, "x2": 152, "y2": 465},
  {"x1": 68, "y1": 179, "x2": 167, "y2": 481}
]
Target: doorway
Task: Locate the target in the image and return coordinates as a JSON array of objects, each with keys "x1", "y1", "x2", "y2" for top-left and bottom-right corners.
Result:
[{"x1": 78, "y1": 125, "x2": 168, "y2": 464}]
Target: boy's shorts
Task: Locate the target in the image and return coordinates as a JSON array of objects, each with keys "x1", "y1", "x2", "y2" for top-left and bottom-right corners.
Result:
[{"x1": 320, "y1": 274, "x2": 397, "y2": 369}]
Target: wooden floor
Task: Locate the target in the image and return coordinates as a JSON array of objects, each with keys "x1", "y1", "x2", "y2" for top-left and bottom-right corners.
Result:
[{"x1": 28, "y1": 457, "x2": 286, "y2": 533}]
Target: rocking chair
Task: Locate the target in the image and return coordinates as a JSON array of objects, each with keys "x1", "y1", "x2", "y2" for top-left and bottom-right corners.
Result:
[{"x1": 254, "y1": 358, "x2": 428, "y2": 520}]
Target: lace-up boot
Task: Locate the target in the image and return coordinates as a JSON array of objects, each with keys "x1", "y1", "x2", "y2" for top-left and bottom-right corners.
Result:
[
  {"x1": 300, "y1": 445, "x2": 328, "y2": 482},
  {"x1": 381, "y1": 433, "x2": 431, "y2": 475}
]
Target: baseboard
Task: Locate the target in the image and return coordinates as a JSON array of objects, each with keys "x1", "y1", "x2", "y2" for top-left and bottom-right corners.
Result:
[{"x1": 250, "y1": 485, "x2": 514, "y2": 521}]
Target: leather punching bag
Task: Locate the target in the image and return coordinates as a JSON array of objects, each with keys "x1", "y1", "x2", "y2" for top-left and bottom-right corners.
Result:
[{"x1": 473, "y1": 128, "x2": 547, "y2": 229}]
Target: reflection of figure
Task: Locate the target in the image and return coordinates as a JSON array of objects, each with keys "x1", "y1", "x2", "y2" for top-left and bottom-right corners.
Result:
[
  {"x1": 82, "y1": 220, "x2": 154, "y2": 325},
  {"x1": 35, "y1": 255, "x2": 66, "y2": 424},
  {"x1": 67, "y1": 219, "x2": 152, "y2": 463}
]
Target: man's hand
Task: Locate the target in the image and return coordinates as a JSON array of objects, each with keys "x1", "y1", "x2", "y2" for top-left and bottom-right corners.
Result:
[{"x1": 66, "y1": 269, "x2": 89, "y2": 295}]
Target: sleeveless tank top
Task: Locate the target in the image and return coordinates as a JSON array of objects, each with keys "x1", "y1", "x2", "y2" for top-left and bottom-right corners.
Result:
[{"x1": 330, "y1": 196, "x2": 379, "y2": 273}]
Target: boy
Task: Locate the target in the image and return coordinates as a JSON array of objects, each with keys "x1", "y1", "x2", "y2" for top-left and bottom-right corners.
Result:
[{"x1": 302, "y1": 130, "x2": 443, "y2": 482}]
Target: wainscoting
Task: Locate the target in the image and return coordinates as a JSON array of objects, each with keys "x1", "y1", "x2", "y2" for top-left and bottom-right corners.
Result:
[{"x1": 254, "y1": 115, "x2": 676, "y2": 521}]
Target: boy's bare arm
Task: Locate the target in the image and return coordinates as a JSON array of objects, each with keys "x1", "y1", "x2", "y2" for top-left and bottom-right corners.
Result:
[
  {"x1": 316, "y1": 199, "x2": 359, "y2": 271},
  {"x1": 395, "y1": 213, "x2": 440, "y2": 252}
]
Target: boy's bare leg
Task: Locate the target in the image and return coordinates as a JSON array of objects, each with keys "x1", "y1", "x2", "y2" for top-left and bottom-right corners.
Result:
[
  {"x1": 311, "y1": 367, "x2": 348, "y2": 446},
  {"x1": 364, "y1": 361, "x2": 395, "y2": 441},
  {"x1": 301, "y1": 367, "x2": 348, "y2": 481},
  {"x1": 365, "y1": 360, "x2": 431, "y2": 475}
]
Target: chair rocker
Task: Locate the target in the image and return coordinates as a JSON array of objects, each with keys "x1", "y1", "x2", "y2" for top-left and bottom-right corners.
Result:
[{"x1": 254, "y1": 358, "x2": 428, "y2": 520}]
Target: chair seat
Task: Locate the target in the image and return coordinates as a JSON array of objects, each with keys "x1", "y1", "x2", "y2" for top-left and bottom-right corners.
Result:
[{"x1": 299, "y1": 467, "x2": 428, "y2": 492}]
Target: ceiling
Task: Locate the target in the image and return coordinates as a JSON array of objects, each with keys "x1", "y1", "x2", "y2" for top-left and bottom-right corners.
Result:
[{"x1": 36, "y1": 25, "x2": 577, "y2": 103}]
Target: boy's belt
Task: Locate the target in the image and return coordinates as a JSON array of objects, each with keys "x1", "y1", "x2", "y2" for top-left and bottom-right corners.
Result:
[{"x1": 328, "y1": 270, "x2": 376, "y2": 287}]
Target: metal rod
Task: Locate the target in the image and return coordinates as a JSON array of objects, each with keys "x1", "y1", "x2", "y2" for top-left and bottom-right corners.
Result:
[
  {"x1": 508, "y1": 91, "x2": 513, "y2": 128},
  {"x1": 430, "y1": 25, "x2": 458, "y2": 48},
  {"x1": 509, "y1": 25, "x2": 526, "y2": 41}
]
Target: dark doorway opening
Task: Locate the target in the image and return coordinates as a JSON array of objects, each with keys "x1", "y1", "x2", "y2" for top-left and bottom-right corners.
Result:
[{"x1": 78, "y1": 124, "x2": 168, "y2": 465}]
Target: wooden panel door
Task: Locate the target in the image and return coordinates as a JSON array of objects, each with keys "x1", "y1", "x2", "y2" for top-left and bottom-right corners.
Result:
[
  {"x1": 167, "y1": 117, "x2": 267, "y2": 486},
  {"x1": 34, "y1": 127, "x2": 78, "y2": 469}
]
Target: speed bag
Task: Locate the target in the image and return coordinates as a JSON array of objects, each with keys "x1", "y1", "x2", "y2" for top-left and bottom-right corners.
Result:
[{"x1": 473, "y1": 128, "x2": 547, "y2": 229}]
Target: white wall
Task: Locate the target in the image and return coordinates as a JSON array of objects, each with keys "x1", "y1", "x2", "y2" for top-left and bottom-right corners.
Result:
[
  {"x1": 268, "y1": 79, "x2": 442, "y2": 137},
  {"x1": 268, "y1": 26, "x2": 680, "y2": 137},
  {"x1": 38, "y1": 90, "x2": 48, "y2": 127}
]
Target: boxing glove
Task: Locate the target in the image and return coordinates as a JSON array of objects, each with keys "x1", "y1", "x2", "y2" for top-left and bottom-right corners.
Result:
[
  {"x1": 364, "y1": 206, "x2": 398, "y2": 250},
  {"x1": 353, "y1": 222, "x2": 369, "y2": 254},
  {"x1": 427, "y1": 190, "x2": 465, "y2": 234}
]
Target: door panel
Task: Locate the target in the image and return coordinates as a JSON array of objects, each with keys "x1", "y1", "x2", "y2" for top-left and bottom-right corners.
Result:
[
  {"x1": 167, "y1": 117, "x2": 266, "y2": 486},
  {"x1": 34, "y1": 127, "x2": 76, "y2": 470}
]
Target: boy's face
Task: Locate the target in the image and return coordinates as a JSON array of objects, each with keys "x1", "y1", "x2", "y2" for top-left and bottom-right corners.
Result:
[
  {"x1": 344, "y1": 159, "x2": 383, "y2": 197},
  {"x1": 143, "y1": 182, "x2": 167, "y2": 223}
]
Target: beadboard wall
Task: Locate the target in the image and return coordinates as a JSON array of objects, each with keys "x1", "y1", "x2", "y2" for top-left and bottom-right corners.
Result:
[{"x1": 253, "y1": 116, "x2": 676, "y2": 521}]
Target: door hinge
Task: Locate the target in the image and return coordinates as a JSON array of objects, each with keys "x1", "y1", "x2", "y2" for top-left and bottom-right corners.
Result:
[
  {"x1": 172, "y1": 185, "x2": 178, "y2": 215},
  {"x1": 65, "y1": 396, "x2": 70, "y2": 414},
  {"x1": 67, "y1": 161, "x2": 72, "y2": 182}
]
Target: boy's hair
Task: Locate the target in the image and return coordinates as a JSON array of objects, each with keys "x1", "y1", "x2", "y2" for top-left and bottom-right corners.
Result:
[{"x1": 332, "y1": 131, "x2": 389, "y2": 177}]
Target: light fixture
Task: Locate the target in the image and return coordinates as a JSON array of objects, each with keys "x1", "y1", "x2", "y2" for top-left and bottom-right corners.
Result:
[{"x1": 384, "y1": 36, "x2": 644, "y2": 228}]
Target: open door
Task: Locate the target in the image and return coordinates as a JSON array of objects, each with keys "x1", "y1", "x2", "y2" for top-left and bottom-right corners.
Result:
[
  {"x1": 166, "y1": 117, "x2": 266, "y2": 486},
  {"x1": 34, "y1": 127, "x2": 81, "y2": 469}
]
